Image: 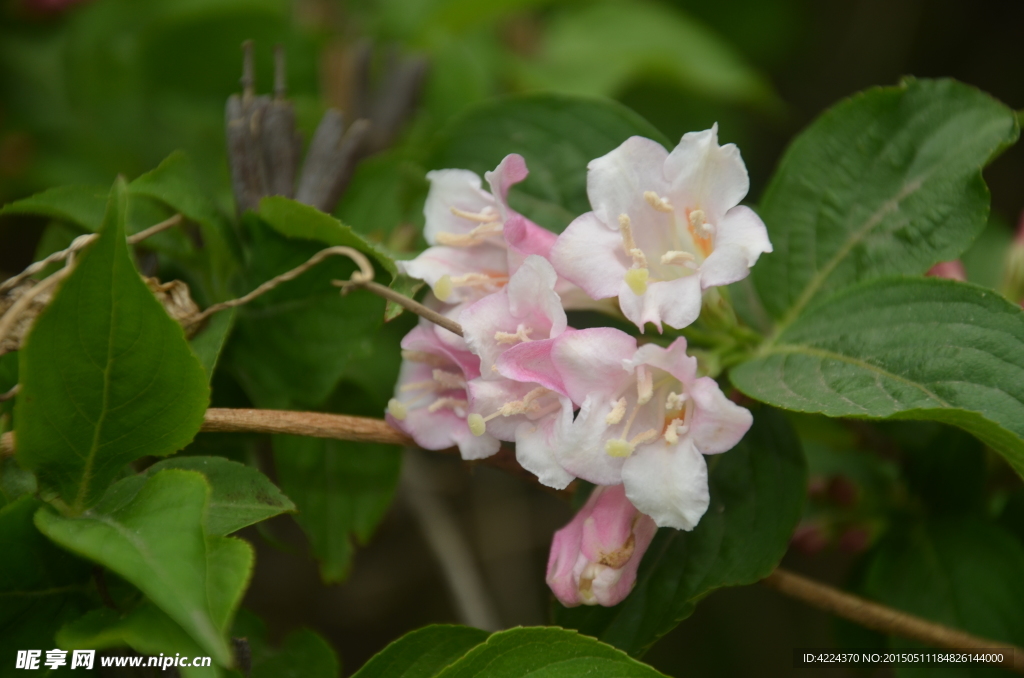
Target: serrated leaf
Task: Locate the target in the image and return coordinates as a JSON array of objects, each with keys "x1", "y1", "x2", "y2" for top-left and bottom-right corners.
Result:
[
  {"x1": 862, "y1": 518, "x2": 1024, "y2": 677},
  {"x1": 272, "y1": 436, "x2": 401, "y2": 583},
  {"x1": 753, "y1": 78, "x2": 1019, "y2": 326},
  {"x1": 732, "y1": 278, "x2": 1024, "y2": 477},
  {"x1": 144, "y1": 456, "x2": 295, "y2": 536},
  {"x1": 259, "y1": 197, "x2": 397, "y2": 277},
  {"x1": 555, "y1": 407, "x2": 805, "y2": 655},
  {"x1": 430, "y1": 94, "x2": 669, "y2": 233},
  {"x1": 0, "y1": 185, "x2": 108, "y2": 231},
  {"x1": 57, "y1": 605, "x2": 219, "y2": 678},
  {"x1": 385, "y1": 276, "x2": 425, "y2": 322},
  {"x1": 439, "y1": 626, "x2": 668, "y2": 678},
  {"x1": 0, "y1": 496, "x2": 94, "y2": 666},
  {"x1": 351, "y1": 625, "x2": 488, "y2": 678},
  {"x1": 34, "y1": 470, "x2": 245, "y2": 666},
  {"x1": 15, "y1": 179, "x2": 210, "y2": 511},
  {"x1": 225, "y1": 610, "x2": 339, "y2": 678}
]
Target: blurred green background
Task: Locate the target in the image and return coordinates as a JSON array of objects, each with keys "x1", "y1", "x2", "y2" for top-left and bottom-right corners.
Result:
[{"x1": 2, "y1": 0, "x2": 1023, "y2": 675}]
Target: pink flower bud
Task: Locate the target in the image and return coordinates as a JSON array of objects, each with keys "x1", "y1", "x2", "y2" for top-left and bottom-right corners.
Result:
[
  {"x1": 926, "y1": 260, "x2": 967, "y2": 281},
  {"x1": 546, "y1": 484, "x2": 657, "y2": 607},
  {"x1": 789, "y1": 522, "x2": 828, "y2": 556}
]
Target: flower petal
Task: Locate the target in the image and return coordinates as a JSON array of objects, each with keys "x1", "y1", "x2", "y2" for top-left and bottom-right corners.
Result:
[
  {"x1": 485, "y1": 153, "x2": 529, "y2": 222},
  {"x1": 627, "y1": 337, "x2": 698, "y2": 385},
  {"x1": 496, "y1": 337, "x2": 568, "y2": 397},
  {"x1": 504, "y1": 214, "x2": 558, "y2": 262},
  {"x1": 622, "y1": 437, "x2": 709, "y2": 530},
  {"x1": 619, "y1": 274, "x2": 703, "y2": 333},
  {"x1": 398, "y1": 243, "x2": 509, "y2": 304},
  {"x1": 515, "y1": 399, "x2": 576, "y2": 490},
  {"x1": 699, "y1": 205, "x2": 772, "y2": 288},
  {"x1": 664, "y1": 125, "x2": 749, "y2": 224},
  {"x1": 549, "y1": 328, "x2": 637, "y2": 404},
  {"x1": 551, "y1": 211, "x2": 630, "y2": 301},
  {"x1": 556, "y1": 394, "x2": 626, "y2": 486},
  {"x1": 687, "y1": 377, "x2": 753, "y2": 454},
  {"x1": 423, "y1": 169, "x2": 496, "y2": 243},
  {"x1": 587, "y1": 136, "x2": 670, "y2": 231}
]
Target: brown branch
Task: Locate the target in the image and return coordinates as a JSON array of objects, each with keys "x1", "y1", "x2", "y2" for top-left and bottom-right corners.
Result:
[
  {"x1": 763, "y1": 567, "x2": 1024, "y2": 674},
  {"x1": 336, "y1": 279, "x2": 463, "y2": 336}
]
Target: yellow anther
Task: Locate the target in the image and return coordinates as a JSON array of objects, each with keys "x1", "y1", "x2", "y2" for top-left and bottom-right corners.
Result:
[
  {"x1": 434, "y1": 275, "x2": 453, "y2": 302},
  {"x1": 468, "y1": 413, "x2": 486, "y2": 436},
  {"x1": 637, "y1": 367, "x2": 653, "y2": 405},
  {"x1": 387, "y1": 398, "x2": 408, "y2": 421},
  {"x1": 688, "y1": 209, "x2": 715, "y2": 239},
  {"x1": 428, "y1": 397, "x2": 468, "y2": 413},
  {"x1": 605, "y1": 397, "x2": 627, "y2": 425},
  {"x1": 663, "y1": 418, "x2": 686, "y2": 444},
  {"x1": 605, "y1": 438, "x2": 635, "y2": 458},
  {"x1": 432, "y1": 369, "x2": 466, "y2": 390},
  {"x1": 450, "y1": 205, "x2": 499, "y2": 223},
  {"x1": 495, "y1": 324, "x2": 533, "y2": 345},
  {"x1": 625, "y1": 268, "x2": 649, "y2": 295},
  {"x1": 629, "y1": 428, "x2": 659, "y2": 447},
  {"x1": 666, "y1": 391, "x2": 687, "y2": 411},
  {"x1": 435, "y1": 222, "x2": 503, "y2": 247},
  {"x1": 618, "y1": 214, "x2": 638, "y2": 250},
  {"x1": 644, "y1": 191, "x2": 674, "y2": 213}
]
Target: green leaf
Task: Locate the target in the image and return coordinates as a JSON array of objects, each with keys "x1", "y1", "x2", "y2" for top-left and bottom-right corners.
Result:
[
  {"x1": 862, "y1": 518, "x2": 1024, "y2": 676},
  {"x1": 0, "y1": 496, "x2": 93, "y2": 665},
  {"x1": 227, "y1": 609, "x2": 340, "y2": 678},
  {"x1": 15, "y1": 179, "x2": 210, "y2": 511},
  {"x1": 430, "y1": 94, "x2": 669, "y2": 233},
  {"x1": 259, "y1": 196, "x2": 398, "y2": 277},
  {"x1": 0, "y1": 351, "x2": 16, "y2": 420},
  {"x1": 272, "y1": 436, "x2": 401, "y2": 583},
  {"x1": 753, "y1": 78, "x2": 1019, "y2": 326},
  {"x1": 58, "y1": 604, "x2": 219, "y2": 678},
  {"x1": 144, "y1": 456, "x2": 295, "y2": 536},
  {"x1": 0, "y1": 185, "x2": 108, "y2": 231},
  {"x1": 225, "y1": 217, "x2": 387, "y2": 408},
  {"x1": 520, "y1": 1, "x2": 775, "y2": 107},
  {"x1": 190, "y1": 308, "x2": 236, "y2": 383},
  {"x1": 555, "y1": 407, "x2": 806, "y2": 655},
  {"x1": 352, "y1": 625, "x2": 488, "y2": 678},
  {"x1": 732, "y1": 278, "x2": 1024, "y2": 477},
  {"x1": 441, "y1": 627, "x2": 667, "y2": 678},
  {"x1": 34, "y1": 470, "x2": 249, "y2": 666},
  {"x1": 385, "y1": 276, "x2": 426, "y2": 322}
]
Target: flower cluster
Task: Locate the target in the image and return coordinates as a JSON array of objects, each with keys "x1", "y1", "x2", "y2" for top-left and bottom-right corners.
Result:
[{"x1": 387, "y1": 127, "x2": 772, "y2": 606}]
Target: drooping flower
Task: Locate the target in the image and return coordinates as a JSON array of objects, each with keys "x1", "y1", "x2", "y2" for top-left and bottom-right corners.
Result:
[
  {"x1": 459, "y1": 255, "x2": 575, "y2": 489},
  {"x1": 397, "y1": 154, "x2": 559, "y2": 305},
  {"x1": 500, "y1": 329, "x2": 752, "y2": 529},
  {"x1": 546, "y1": 484, "x2": 657, "y2": 607},
  {"x1": 551, "y1": 125, "x2": 772, "y2": 332},
  {"x1": 386, "y1": 320, "x2": 499, "y2": 461}
]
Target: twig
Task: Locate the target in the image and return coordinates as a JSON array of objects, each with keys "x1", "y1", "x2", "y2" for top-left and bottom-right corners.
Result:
[
  {"x1": 187, "y1": 246, "x2": 375, "y2": 326},
  {"x1": 202, "y1": 407, "x2": 412, "y2": 445},
  {"x1": 0, "y1": 267, "x2": 72, "y2": 357},
  {"x1": 334, "y1": 278, "x2": 464, "y2": 336},
  {"x1": 0, "y1": 214, "x2": 183, "y2": 296},
  {"x1": 0, "y1": 384, "x2": 19, "y2": 402},
  {"x1": 402, "y1": 449, "x2": 501, "y2": 631},
  {"x1": 1, "y1": 432, "x2": 11, "y2": 457},
  {"x1": 763, "y1": 567, "x2": 1024, "y2": 674}
]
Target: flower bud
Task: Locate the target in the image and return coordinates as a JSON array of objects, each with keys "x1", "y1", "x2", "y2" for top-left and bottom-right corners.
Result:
[
  {"x1": 546, "y1": 484, "x2": 657, "y2": 607},
  {"x1": 1002, "y1": 213, "x2": 1024, "y2": 305},
  {"x1": 926, "y1": 260, "x2": 967, "y2": 281}
]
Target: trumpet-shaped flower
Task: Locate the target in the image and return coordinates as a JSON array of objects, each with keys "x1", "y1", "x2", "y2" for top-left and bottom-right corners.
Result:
[
  {"x1": 460, "y1": 256, "x2": 575, "y2": 489},
  {"x1": 546, "y1": 484, "x2": 657, "y2": 607},
  {"x1": 500, "y1": 330, "x2": 752, "y2": 529},
  {"x1": 386, "y1": 320, "x2": 500, "y2": 461},
  {"x1": 551, "y1": 125, "x2": 772, "y2": 332},
  {"x1": 397, "y1": 154, "x2": 559, "y2": 305}
]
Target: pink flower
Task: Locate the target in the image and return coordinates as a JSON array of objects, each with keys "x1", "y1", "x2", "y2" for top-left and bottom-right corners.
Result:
[
  {"x1": 546, "y1": 484, "x2": 657, "y2": 607},
  {"x1": 397, "y1": 154, "x2": 559, "y2": 305},
  {"x1": 551, "y1": 126, "x2": 772, "y2": 332},
  {"x1": 500, "y1": 330, "x2": 752, "y2": 529},
  {"x1": 386, "y1": 320, "x2": 500, "y2": 461},
  {"x1": 460, "y1": 256, "x2": 575, "y2": 489},
  {"x1": 926, "y1": 260, "x2": 967, "y2": 281}
]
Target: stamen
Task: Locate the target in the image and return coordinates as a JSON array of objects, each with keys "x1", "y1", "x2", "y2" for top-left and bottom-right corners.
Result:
[
  {"x1": 450, "y1": 205, "x2": 500, "y2": 223},
  {"x1": 495, "y1": 324, "x2": 533, "y2": 344},
  {"x1": 432, "y1": 369, "x2": 466, "y2": 389},
  {"x1": 399, "y1": 379, "x2": 437, "y2": 392},
  {"x1": 450, "y1": 272, "x2": 508, "y2": 288},
  {"x1": 665, "y1": 391, "x2": 688, "y2": 412},
  {"x1": 606, "y1": 397, "x2": 627, "y2": 425},
  {"x1": 661, "y1": 250, "x2": 696, "y2": 266},
  {"x1": 435, "y1": 221, "x2": 503, "y2": 246},
  {"x1": 469, "y1": 387, "x2": 552, "y2": 435},
  {"x1": 388, "y1": 398, "x2": 408, "y2": 421},
  {"x1": 688, "y1": 209, "x2": 715, "y2": 239},
  {"x1": 629, "y1": 428, "x2": 658, "y2": 447},
  {"x1": 663, "y1": 418, "x2": 687, "y2": 444},
  {"x1": 402, "y1": 350, "x2": 449, "y2": 367},
  {"x1": 624, "y1": 268, "x2": 649, "y2": 295},
  {"x1": 468, "y1": 413, "x2": 486, "y2": 436},
  {"x1": 619, "y1": 214, "x2": 650, "y2": 294},
  {"x1": 637, "y1": 366, "x2": 653, "y2": 405},
  {"x1": 644, "y1": 191, "x2": 674, "y2": 213},
  {"x1": 428, "y1": 397, "x2": 468, "y2": 413}
]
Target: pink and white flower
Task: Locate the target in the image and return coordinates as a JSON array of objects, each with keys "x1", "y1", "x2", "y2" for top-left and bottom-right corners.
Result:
[
  {"x1": 500, "y1": 330, "x2": 753, "y2": 529},
  {"x1": 386, "y1": 320, "x2": 500, "y2": 461},
  {"x1": 397, "y1": 154, "x2": 559, "y2": 305},
  {"x1": 546, "y1": 484, "x2": 657, "y2": 607},
  {"x1": 551, "y1": 125, "x2": 772, "y2": 332},
  {"x1": 459, "y1": 255, "x2": 576, "y2": 489}
]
